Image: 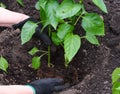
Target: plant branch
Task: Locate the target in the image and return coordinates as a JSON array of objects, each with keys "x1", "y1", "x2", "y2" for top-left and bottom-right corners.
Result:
[
  {"x1": 39, "y1": 50, "x2": 48, "y2": 53},
  {"x1": 74, "y1": 14, "x2": 82, "y2": 26},
  {"x1": 81, "y1": 36, "x2": 86, "y2": 39},
  {"x1": 40, "y1": 52, "x2": 48, "y2": 58},
  {"x1": 48, "y1": 26, "x2": 51, "y2": 67}
]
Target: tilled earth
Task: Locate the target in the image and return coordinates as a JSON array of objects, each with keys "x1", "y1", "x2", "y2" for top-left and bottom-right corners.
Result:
[{"x1": 0, "y1": 0, "x2": 120, "y2": 94}]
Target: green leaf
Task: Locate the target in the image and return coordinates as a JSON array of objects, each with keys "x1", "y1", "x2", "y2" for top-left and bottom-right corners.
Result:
[
  {"x1": 56, "y1": 0, "x2": 82, "y2": 19},
  {"x1": 92, "y1": 0, "x2": 108, "y2": 13},
  {"x1": 0, "y1": 56, "x2": 8, "y2": 72},
  {"x1": 112, "y1": 82, "x2": 120, "y2": 94},
  {"x1": 52, "y1": 32, "x2": 63, "y2": 46},
  {"x1": 21, "y1": 21, "x2": 38, "y2": 45},
  {"x1": 35, "y1": 0, "x2": 48, "y2": 11},
  {"x1": 82, "y1": 13, "x2": 105, "y2": 36},
  {"x1": 39, "y1": 0, "x2": 48, "y2": 10},
  {"x1": 28, "y1": 47, "x2": 39, "y2": 55},
  {"x1": 112, "y1": 90, "x2": 119, "y2": 94},
  {"x1": 32, "y1": 56, "x2": 41, "y2": 70},
  {"x1": 0, "y1": 3, "x2": 6, "y2": 8},
  {"x1": 112, "y1": 68, "x2": 120, "y2": 84},
  {"x1": 57, "y1": 23, "x2": 74, "y2": 40},
  {"x1": 116, "y1": 86, "x2": 120, "y2": 91},
  {"x1": 16, "y1": 0, "x2": 24, "y2": 6},
  {"x1": 64, "y1": 33, "x2": 81, "y2": 65},
  {"x1": 76, "y1": 4, "x2": 87, "y2": 16},
  {"x1": 44, "y1": 0, "x2": 59, "y2": 29},
  {"x1": 40, "y1": 7, "x2": 47, "y2": 25},
  {"x1": 35, "y1": 1, "x2": 40, "y2": 10},
  {"x1": 86, "y1": 32, "x2": 100, "y2": 45}
]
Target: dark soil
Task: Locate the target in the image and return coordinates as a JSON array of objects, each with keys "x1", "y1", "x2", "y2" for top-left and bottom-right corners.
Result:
[{"x1": 0, "y1": 0, "x2": 120, "y2": 94}]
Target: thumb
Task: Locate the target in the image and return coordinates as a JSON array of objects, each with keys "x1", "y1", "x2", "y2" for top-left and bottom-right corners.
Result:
[
  {"x1": 33, "y1": 26, "x2": 51, "y2": 46},
  {"x1": 39, "y1": 32, "x2": 51, "y2": 45},
  {"x1": 54, "y1": 83, "x2": 70, "y2": 92}
]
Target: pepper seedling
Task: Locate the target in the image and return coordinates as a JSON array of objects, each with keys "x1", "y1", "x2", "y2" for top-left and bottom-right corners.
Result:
[{"x1": 21, "y1": 0, "x2": 108, "y2": 69}]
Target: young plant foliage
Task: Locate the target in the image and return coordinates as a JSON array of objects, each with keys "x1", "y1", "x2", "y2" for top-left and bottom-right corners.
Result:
[
  {"x1": 16, "y1": 0, "x2": 24, "y2": 6},
  {"x1": 32, "y1": 56, "x2": 41, "y2": 70},
  {"x1": 112, "y1": 68, "x2": 120, "y2": 94},
  {"x1": 28, "y1": 47, "x2": 39, "y2": 56},
  {"x1": 57, "y1": 23, "x2": 74, "y2": 40},
  {"x1": 21, "y1": 0, "x2": 107, "y2": 67},
  {"x1": 52, "y1": 32, "x2": 63, "y2": 46},
  {"x1": 0, "y1": 56, "x2": 8, "y2": 72},
  {"x1": 21, "y1": 21, "x2": 38, "y2": 44},
  {"x1": 64, "y1": 33, "x2": 81, "y2": 66},
  {"x1": 82, "y1": 13, "x2": 105, "y2": 36},
  {"x1": 92, "y1": 0, "x2": 108, "y2": 13},
  {"x1": 28, "y1": 47, "x2": 48, "y2": 70},
  {"x1": 0, "y1": 3, "x2": 6, "y2": 8},
  {"x1": 56, "y1": 0, "x2": 82, "y2": 19}
]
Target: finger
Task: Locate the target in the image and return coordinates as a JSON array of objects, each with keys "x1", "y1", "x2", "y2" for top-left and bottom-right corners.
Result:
[
  {"x1": 33, "y1": 30, "x2": 51, "y2": 45},
  {"x1": 39, "y1": 33, "x2": 51, "y2": 45},
  {"x1": 50, "y1": 78, "x2": 64, "y2": 86},
  {"x1": 54, "y1": 83, "x2": 70, "y2": 92},
  {"x1": 41, "y1": 78, "x2": 64, "y2": 86}
]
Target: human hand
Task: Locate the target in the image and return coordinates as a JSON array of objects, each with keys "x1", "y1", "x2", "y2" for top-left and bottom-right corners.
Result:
[
  {"x1": 13, "y1": 18, "x2": 51, "y2": 45},
  {"x1": 28, "y1": 78, "x2": 67, "y2": 94}
]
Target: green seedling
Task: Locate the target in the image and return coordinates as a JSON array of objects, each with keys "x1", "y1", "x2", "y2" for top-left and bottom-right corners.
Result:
[
  {"x1": 0, "y1": 2, "x2": 6, "y2": 8},
  {"x1": 21, "y1": 0, "x2": 107, "y2": 69},
  {"x1": 16, "y1": 0, "x2": 24, "y2": 6},
  {"x1": 28, "y1": 47, "x2": 48, "y2": 69},
  {"x1": 0, "y1": 56, "x2": 8, "y2": 72},
  {"x1": 112, "y1": 68, "x2": 120, "y2": 94}
]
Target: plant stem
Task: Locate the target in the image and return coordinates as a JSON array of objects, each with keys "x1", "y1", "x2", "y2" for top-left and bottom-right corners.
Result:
[
  {"x1": 48, "y1": 26, "x2": 51, "y2": 67},
  {"x1": 48, "y1": 46, "x2": 50, "y2": 67},
  {"x1": 40, "y1": 52, "x2": 48, "y2": 58},
  {"x1": 81, "y1": 36, "x2": 86, "y2": 39},
  {"x1": 74, "y1": 14, "x2": 82, "y2": 26},
  {"x1": 39, "y1": 50, "x2": 48, "y2": 53}
]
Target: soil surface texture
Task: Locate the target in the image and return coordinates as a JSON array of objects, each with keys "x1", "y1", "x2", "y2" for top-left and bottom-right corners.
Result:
[{"x1": 0, "y1": 0, "x2": 120, "y2": 94}]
